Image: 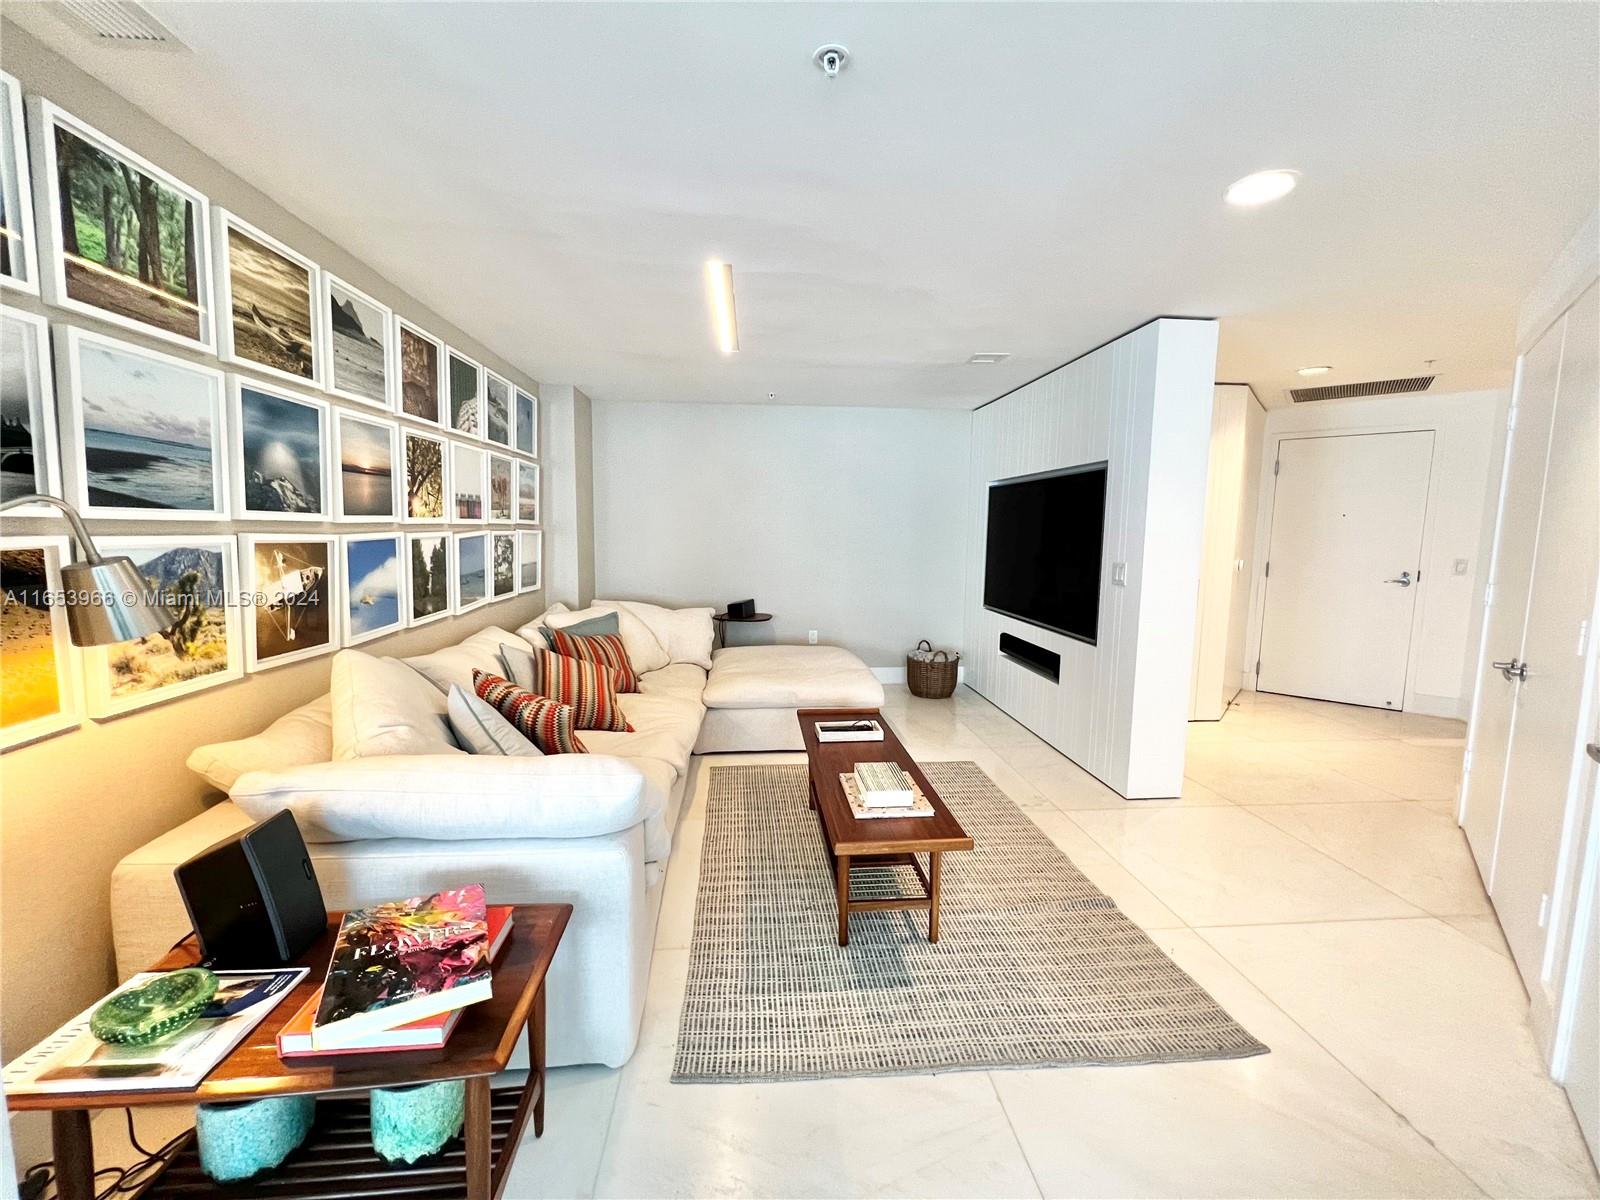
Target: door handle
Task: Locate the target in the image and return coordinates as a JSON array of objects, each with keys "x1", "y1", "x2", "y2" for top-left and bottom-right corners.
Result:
[
  {"x1": 1491, "y1": 658, "x2": 1529, "y2": 682},
  {"x1": 1385, "y1": 571, "x2": 1413, "y2": 587}
]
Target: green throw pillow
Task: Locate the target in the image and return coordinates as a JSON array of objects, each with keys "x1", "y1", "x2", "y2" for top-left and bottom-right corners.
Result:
[{"x1": 540, "y1": 611, "x2": 619, "y2": 647}]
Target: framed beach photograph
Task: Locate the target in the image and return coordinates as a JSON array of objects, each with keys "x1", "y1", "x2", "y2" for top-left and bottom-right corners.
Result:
[
  {"x1": 446, "y1": 348, "x2": 481, "y2": 438},
  {"x1": 58, "y1": 326, "x2": 228, "y2": 520},
  {"x1": 452, "y1": 441, "x2": 485, "y2": 523},
  {"x1": 83, "y1": 536, "x2": 243, "y2": 718},
  {"x1": 402, "y1": 427, "x2": 448, "y2": 523},
  {"x1": 0, "y1": 536, "x2": 81, "y2": 751},
  {"x1": 323, "y1": 273, "x2": 391, "y2": 409},
  {"x1": 1, "y1": 308, "x2": 61, "y2": 514},
  {"x1": 240, "y1": 534, "x2": 338, "y2": 671},
  {"x1": 230, "y1": 378, "x2": 329, "y2": 520},
  {"x1": 517, "y1": 529, "x2": 542, "y2": 594},
  {"x1": 517, "y1": 460, "x2": 540, "y2": 524},
  {"x1": 340, "y1": 532, "x2": 406, "y2": 647},
  {"x1": 490, "y1": 531, "x2": 516, "y2": 601},
  {"x1": 395, "y1": 317, "x2": 442, "y2": 425},
  {"x1": 487, "y1": 454, "x2": 513, "y2": 523},
  {"x1": 214, "y1": 208, "x2": 321, "y2": 386},
  {"x1": 1, "y1": 73, "x2": 39, "y2": 294},
  {"x1": 333, "y1": 409, "x2": 397, "y2": 522},
  {"x1": 513, "y1": 387, "x2": 537, "y2": 457},
  {"x1": 406, "y1": 531, "x2": 451, "y2": 627},
  {"x1": 28, "y1": 99, "x2": 213, "y2": 350},
  {"x1": 484, "y1": 371, "x2": 511, "y2": 446},
  {"x1": 453, "y1": 531, "x2": 488, "y2": 614}
]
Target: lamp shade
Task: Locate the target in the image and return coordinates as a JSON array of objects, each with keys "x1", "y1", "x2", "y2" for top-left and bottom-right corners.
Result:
[{"x1": 59, "y1": 556, "x2": 182, "y2": 647}]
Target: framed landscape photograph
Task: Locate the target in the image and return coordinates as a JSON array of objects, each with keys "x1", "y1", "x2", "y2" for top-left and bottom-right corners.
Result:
[
  {"x1": 323, "y1": 273, "x2": 392, "y2": 408},
  {"x1": 59, "y1": 326, "x2": 228, "y2": 520},
  {"x1": 214, "y1": 208, "x2": 321, "y2": 385},
  {"x1": 452, "y1": 441, "x2": 485, "y2": 523},
  {"x1": 446, "y1": 348, "x2": 481, "y2": 437},
  {"x1": 1, "y1": 308, "x2": 61, "y2": 514},
  {"x1": 340, "y1": 532, "x2": 406, "y2": 646},
  {"x1": 517, "y1": 529, "x2": 542, "y2": 594},
  {"x1": 29, "y1": 98, "x2": 213, "y2": 350},
  {"x1": 396, "y1": 317, "x2": 442, "y2": 425},
  {"x1": 84, "y1": 536, "x2": 243, "y2": 717},
  {"x1": 484, "y1": 370, "x2": 510, "y2": 446},
  {"x1": 231, "y1": 378, "x2": 328, "y2": 520},
  {"x1": 0, "y1": 536, "x2": 81, "y2": 751},
  {"x1": 453, "y1": 531, "x2": 488, "y2": 614},
  {"x1": 240, "y1": 534, "x2": 338, "y2": 671},
  {"x1": 488, "y1": 454, "x2": 513, "y2": 523},
  {"x1": 406, "y1": 531, "x2": 451, "y2": 627},
  {"x1": 514, "y1": 387, "x2": 536, "y2": 457},
  {"x1": 402, "y1": 427, "x2": 447, "y2": 523},
  {"x1": 333, "y1": 409, "x2": 397, "y2": 522},
  {"x1": 491, "y1": 531, "x2": 516, "y2": 601},
  {"x1": 1, "y1": 73, "x2": 39, "y2": 294},
  {"x1": 517, "y1": 460, "x2": 539, "y2": 524}
]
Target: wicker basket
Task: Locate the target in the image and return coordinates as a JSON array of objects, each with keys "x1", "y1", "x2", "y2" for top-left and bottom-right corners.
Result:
[{"x1": 906, "y1": 639, "x2": 959, "y2": 699}]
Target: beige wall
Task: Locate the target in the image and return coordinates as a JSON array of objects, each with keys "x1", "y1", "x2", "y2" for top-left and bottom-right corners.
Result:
[{"x1": 0, "y1": 19, "x2": 563, "y2": 1147}]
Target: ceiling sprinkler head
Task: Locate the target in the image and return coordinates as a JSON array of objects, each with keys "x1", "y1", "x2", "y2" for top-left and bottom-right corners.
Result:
[{"x1": 813, "y1": 44, "x2": 850, "y2": 78}]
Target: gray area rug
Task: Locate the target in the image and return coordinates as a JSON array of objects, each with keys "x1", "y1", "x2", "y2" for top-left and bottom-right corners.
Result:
[{"x1": 672, "y1": 761, "x2": 1267, "y2": 1083}]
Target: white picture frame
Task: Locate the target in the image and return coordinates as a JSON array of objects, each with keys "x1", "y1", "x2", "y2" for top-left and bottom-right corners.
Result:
[
  {"x1": 451, "y1": 440, "x2": 486, "y2": 524},
  {"x1": 487, "y1": 453, "x2": 514, "y2": 524},
  {"x1": 58, "y1": 326, "x2": 228, "y2": 521},
  {"x1": 406, "y1": 530, "x2": 453, "y2": 627},
  {"x1": 513, "y1": 386, "x2": 538, "y2": 458},
  {"x1": 229, "y1": 375, "x2": 330, "y2": 522},
  {"x1": 445, "y1": 347, "x2": 483, "y2": 439},
  {"x1": 516, "y1": 460, "x2": 540, "y2": 525},
  {"x1": 394, "y1": 316, "x2": 444, "y2": 427},
  {"x1": 401, "y1": 427, "x2": 449, "y2": 524},
  {"x1": 489, "y1": 530, "x2": 517, "y2": 602},
  {"x1": 453, "y1": 531, "x2": 489, "y2": 615},
  {"x1": 239, "y1": 533, "x2": 340, "y2": 671},
  {"x1": 1, "y1": 72, "x2": 40, "y2": 296},
  {"x1": 82, "y1": 535, "x2": 244, "y2": 717},
  {"x1": 340, "y1": 531, "x2": 407, "y2": 647},
  {"x1": 1, "y1": 307, "x2": 62, "y2": 514},
  {"x1": 483, "y1": 369, "x2": 512, "y2": 447},
  {"x1": 332, "y1": 408, "x2": 399, "y2": 523},
  {"x1": 517, "y1": 528, "x2": 542, "y2": 595},
  {"x1": 0, "y1": 535, "x2": 81, "y2": 750},
  {"x1": 322, "y1": 272, "x2": 393, "y2": 410},
  {"x1": 213, "y1": 207, "x2": 323, "y2": 388},
  {"x1": 28, "y1": 97, "x2": 214, "y2": 351}
]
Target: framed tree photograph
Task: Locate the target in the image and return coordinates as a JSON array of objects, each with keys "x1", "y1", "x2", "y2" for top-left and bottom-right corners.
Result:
[
  {"x1": 0, "y1": 536, "x2": 81, "y2": 750},
  {"x1": 340, "y1": 532, "x2": 406, "y2": 647},
  {"x1": 1, "y1": 72, "x2": 39, "y2": 295},
  {"x1": 517, "y1": 529, "x2": 542, "y2": 594},
  {"x1": 58, "y1": 326, "x2": 228, "y2": 520},
  {"x1": 333, "y1": 409, "x2": 398, "y2": 522},
  {"x1": 406, "y1": 531, "x2": 451, "y2": 627},
  {"x1": 453, "y1": 531, "x2": 488, "y2": 614},
  {"x1": 214, "y1": 208, "x2": 321, "y2": 386},
  {"x1": 402, "y1": 427, "x2": 448, "y2": 524},
  {"x1": 487, "y1": 454, "x2": 513, "y2": 524},
  {"x1": 484, "y1": 370, "x2": 511, "y2": 446},
  {"x1": 84, "y1": 535, "x2": 243, "y2": 717},
  {"x1": 1, "y1": 307, "x2": 61, "y2": 514},
  {"x1": 29, "y1": 98, "x2": 213, "y2": 350},
  {"x1": 323, "y1": 273, "x2": 392, "y2": 409},
  {"x1": 395, "y1": 316, "x2": 442, "y2": 425},
  {"x1": 446, "y1": 348, "x2": 481, "y2": 438},
  {"x1": 517, "y1": 460, "x2": 539, "y2": 525},
  {"x1": 240, "y1": 533, "x2": 339, "y2": 671},
  {"x1": 513, "y1": 386, "x2": 537, "y2": 457},
  {"x1": 452, "y1": 441, "x2": 485, "y2": 523},
  {"x1": 490, "y1": 531, "x2": 516, "y2": 602},
  {"x1": 230, "y1": 377, "x2": 329, "y2": 520}
]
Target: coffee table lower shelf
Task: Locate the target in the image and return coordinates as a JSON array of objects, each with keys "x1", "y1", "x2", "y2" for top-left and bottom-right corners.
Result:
[{"x1": 138, "y1": 1083, "x2": 532, "y2": 1200}]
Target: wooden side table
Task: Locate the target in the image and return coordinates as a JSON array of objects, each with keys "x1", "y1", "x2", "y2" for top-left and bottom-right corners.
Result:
[
  {"x1": 712, "y1": 610, "x2": 773, "y2": 648},
  {"x1": 9, "y1": 903, "x2": 571, "y2": 1200}
]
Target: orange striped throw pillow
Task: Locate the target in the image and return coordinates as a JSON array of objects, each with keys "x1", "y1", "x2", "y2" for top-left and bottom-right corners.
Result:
[
  {"x1": 547, "y1": 628, "x2": 640, "y2": 693},
  {"x1": 472, "y1": 671, "x2": 587, "y2": 754},
  {"x1": 527, "y1": 648, "x2": 633, "y2": 732}
]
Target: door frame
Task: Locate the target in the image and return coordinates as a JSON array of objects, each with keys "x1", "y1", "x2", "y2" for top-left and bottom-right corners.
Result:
[{"x1": 1243, "y1": 421, "x2": 1450, "y2": 714}]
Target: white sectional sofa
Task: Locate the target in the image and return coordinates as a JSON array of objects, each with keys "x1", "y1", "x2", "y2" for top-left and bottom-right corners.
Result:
[{"x1": 110, "y1": 601, "x2": 884, "y2": 1069}]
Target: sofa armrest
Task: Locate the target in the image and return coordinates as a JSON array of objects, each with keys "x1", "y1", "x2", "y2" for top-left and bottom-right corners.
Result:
[{"x1": 229, "y1": 754, "x2": 655, "y2": 844}]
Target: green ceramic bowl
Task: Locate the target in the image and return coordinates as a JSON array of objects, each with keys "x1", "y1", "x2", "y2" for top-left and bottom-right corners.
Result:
[{"x1": 90, "y1": 968, "x2": 219, "y2": 1045}]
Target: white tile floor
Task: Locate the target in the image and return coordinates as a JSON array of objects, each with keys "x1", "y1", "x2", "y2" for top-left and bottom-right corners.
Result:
[{"x1": 507, "y1": 685, "x2": 1600, "y2": 1199}]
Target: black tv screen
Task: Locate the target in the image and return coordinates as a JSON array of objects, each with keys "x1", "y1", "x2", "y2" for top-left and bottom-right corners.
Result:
[{"x1": 983, "y1": 463, "x2": 1108, "y2": 644}]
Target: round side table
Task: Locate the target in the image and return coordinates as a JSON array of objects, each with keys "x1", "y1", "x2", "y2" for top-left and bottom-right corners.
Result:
[{"x1": 712, "y1": 611, "x2": 773, "y2": 649}]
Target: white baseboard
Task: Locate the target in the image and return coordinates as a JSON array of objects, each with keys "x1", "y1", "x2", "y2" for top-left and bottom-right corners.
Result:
[
  {"x1": 873, "y1": 666, "x2": 967, "y2": 686},
  {"x1": 1408, "y1": 692, "x2": 1467, "y2": 720}
]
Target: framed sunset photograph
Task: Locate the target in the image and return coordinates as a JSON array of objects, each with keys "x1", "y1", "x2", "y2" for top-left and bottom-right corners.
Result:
[
  {"x1": 490, "y1": 531, "x2": 516, "y2": 601},
  {"x1": 452, "y1": 441, "x2": 485, "y2": 523},
  {"x1": 241, "y1": 534, "x2": 339, "y2": 671},
  {"x1": 1, "y1": 308, "x2": 61, "y2": 514},
  {"x1": 215, "y1": 208, "x2": 321, "y2": 386},
  {"x1": 517, "y1": 460, "x2": 539, "y2": 525},
  {"x1": 484, "y1": 370, "x2": 511, "y2": 446},
  {"x1": 1, "y1": 72, "x2": 39, "y2": 295},
  {"x1": 396, "y1": 316, "x2": 442, "y2": 425},
  {"x1": 406, "y1": 531, "x2": 451, "y2": 627},
  {"x1": 324, "y1": 273, "x2": 391, "y2": 408},
  {"x1": 453, "y1": 531, "x2": 488, "y2": 614},
  {"x1": 488, "y1": 454, "x2": 513, "y2": 523},
  {"x1": 447, "y1": 348, "x2": 481, "y2": 438},
  {"x1": 402, "y1": 427, "x2": 448, "y2": 523},
  {"x1": 333, "y1": 409, "x2": 398, "y2": 521},
  {"x1": 517, "y1": 529, "x2": 542, "y2": 594},
  {"x1": 341, "y1": 532, "x2": 406, "y2": 646},
  {"x1": 513, "y1": 386, "x2": 536, "y2": 457},
  {"x1": 230, "y1": 378, "x2": 329, "y2": 520},
  {"x1": 0, "y1": 536, "x2": 81, "y2": 751}
]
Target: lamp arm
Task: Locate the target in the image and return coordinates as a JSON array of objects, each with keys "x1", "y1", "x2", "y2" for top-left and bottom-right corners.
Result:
[{"x1": 0, "y1": 494, "x2": 106, "y2": 564}]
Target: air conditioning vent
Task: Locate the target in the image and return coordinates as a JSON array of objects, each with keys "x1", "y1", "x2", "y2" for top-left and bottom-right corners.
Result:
[
  {"x1": 57, "y1": 1, "x2": 181, "y2": 45},
  {"x1": 1289, "y1": 376, "x2": 1435, "y2": 403}
]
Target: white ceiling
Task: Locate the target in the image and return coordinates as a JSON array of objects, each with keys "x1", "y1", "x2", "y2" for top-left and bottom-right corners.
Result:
[{"x1": 9, "y1": 2, "x2": 1596, "y2": 409}]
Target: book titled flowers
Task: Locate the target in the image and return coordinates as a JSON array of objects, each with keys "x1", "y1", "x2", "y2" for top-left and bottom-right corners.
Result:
[{"x1": 311, "y1": 884, "x2": 492, "y2": 1051}]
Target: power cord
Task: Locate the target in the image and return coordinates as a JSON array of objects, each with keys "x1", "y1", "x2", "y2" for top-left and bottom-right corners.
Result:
[{"x1": 18, "y1": 1108, "x2": 191, "y2": 1200}]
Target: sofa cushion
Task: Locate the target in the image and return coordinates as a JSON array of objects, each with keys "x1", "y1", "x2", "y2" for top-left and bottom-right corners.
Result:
[
  {"x1": 603, "y1": 601, "x2": 715, "y2": 670},
  {"x1": 532, "y1": 647, "x2": 633, "y2": 732},
  {"x1": 474, "y1": 671, "x2": 587, "y2": 754},
  {"x1": 187, "y1": 694, "x2": 334, "y2": 791},
  {"x1": 331, "y1": 650, "x2": 458, "y2": 761},
  {"x1": 639, "y1": 662, "x2": 709, "y2": 700},
  {"x1": 533, "y1": 604, "x2": 670, "y2": 675},
  {"x1": 702, "y1": 645, "x2": 886, "y2": 710},
  {"x1": 447, "y1": 685, "x2": 544, "y2": 757},
  {"x1": 404, "y1": 625, "x2": 533, "y2": 694},
  {"x1": 616, "y1": 691, "x2": 704, "y2": 764},
  {"x1": 548, "y1": 628, "x2": 640, "y2": 693}
]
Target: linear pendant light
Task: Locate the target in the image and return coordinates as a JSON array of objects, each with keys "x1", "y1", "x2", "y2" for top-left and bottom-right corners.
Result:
[{"x1": 705, "y1": 261, "x2": 739, "y2": 354}]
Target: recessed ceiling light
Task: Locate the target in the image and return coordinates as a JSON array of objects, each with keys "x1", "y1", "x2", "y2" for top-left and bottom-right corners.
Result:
[
  {"x1": 1224, "y1": 169, "x2": 1299, "y2": 207},
  {"x1": 969, "y1": 352, "x2": 1011, "y2": 364},
  {"x1": 705, "y1": 261, "x2": 738, "y2": 355},
  {"x1": 1297, "y1": 365, "x2": 1333, "y2": 376}
]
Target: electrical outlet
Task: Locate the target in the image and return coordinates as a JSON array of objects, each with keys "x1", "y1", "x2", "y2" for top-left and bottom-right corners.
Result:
[
  {"x1": 1111, "y1": 562, "x2": 1127, "y2": 586},
  {"x1": 808, "y1": 629, "x2": 818, "y2": 645},
  {"x1": 1453, "y1": 558, "x2": 1469, "y2": 576}
]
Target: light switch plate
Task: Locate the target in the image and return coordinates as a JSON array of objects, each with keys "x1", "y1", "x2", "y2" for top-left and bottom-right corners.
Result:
[{"x1": 1111, "y1": 562, "x2": 1127, "y2": 586}]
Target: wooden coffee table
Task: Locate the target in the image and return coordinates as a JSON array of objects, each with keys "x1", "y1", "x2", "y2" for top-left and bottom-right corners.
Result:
[
  {"x1": 10, "y1": 903, "x2": 570, "y2": 1200},
  {"x1": 799, "y1": 708, "x2": 975, "y2": 946}
]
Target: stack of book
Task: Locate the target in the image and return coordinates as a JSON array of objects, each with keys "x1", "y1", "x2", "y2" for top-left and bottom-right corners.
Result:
[{"x1": 853, "y1": 761, "x2": 916, "y2": 808}]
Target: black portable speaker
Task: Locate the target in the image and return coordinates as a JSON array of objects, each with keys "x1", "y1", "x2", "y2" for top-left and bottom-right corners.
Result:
[
  {"x1": 174, "y1": 810, "x2": 327, "y2": 968},
  {"x1": 727, "y1": 598, "x2": 756, "y2": 619}
]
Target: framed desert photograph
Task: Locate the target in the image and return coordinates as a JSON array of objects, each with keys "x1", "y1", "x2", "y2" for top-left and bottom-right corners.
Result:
[
  {"x1": 484, "y1": 370, "x2": 511, "y2": 446},
  {"x1": 340, "y1": 532, "x2": 406, "y2": 647},
  {"x1": 29, "y1": 98, "x2": 212, "y2": 350},
  {"x1": 333, "y1": 409, "x2": 398, "y2": 522},
  {"x1": 0, "y1": 536, "x2": 81, "y2": 751},
  {"x1": 240, "y1": 533, "x2": 338, "y2": 671},
  {"x1": 402, "y1": 427, "x2": 448, "y2": 524},
  {"x1": 214, "y1": 208, "x2": 321, "y2": 386},
  {"x1": 1, "y1": 73, "x2": 39, "y2": 294},
  {"x1": 406, "y1": 531, "x2": 451, "y2": 627},
  {"x1": 446, "y1": 348, "x2": 481, "y2": 438},
  {"x1": 487, "y1": 454, "x2": 513, "y2": 523},
  {"x1": 514, "y1": 386, "x2": 537, "y2": 457},
  {"x1": 490, "y1": 531, "x2": 516, "y2": 601},
  {"x1": 1, "y1": 308, "x2": 62, "y2": 514},
  {"x1": 517, "y1": 460, "x2": 540, "y2": 524},
  {"x1": 396, "y1": 317, "x2": 442, "y2": 425},
  {"x1": 453, "y1": 531, "x2": 488, "y2": 614},
  {"x1": 452, "y1": 441, "x2": 485, "y2": 523},
  {"x1": 231, "y1": 378, "x2": 329, "y2": 520},
  {"x1": 324, "y1": 273, "x2": 391, "y2": 408},
  {"x1": 59, "y1": 326, "x2": 228, "y2": 521},
  {"x1": 517, "y1": 529, "x2": 542, "y2": 594},
  {"x1": 84, "y1": 536, "x2": 243, "y2": 717}
]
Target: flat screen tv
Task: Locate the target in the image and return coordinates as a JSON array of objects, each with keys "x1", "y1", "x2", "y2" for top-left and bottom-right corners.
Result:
[{"x1": 983, "y1": 462, "x2": 1108, "y2": 644}]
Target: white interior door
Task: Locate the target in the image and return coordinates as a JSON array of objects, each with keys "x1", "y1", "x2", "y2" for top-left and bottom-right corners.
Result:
[{"x1": 1256, "y1": 430, "x2": 1434, "y2": 709}]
